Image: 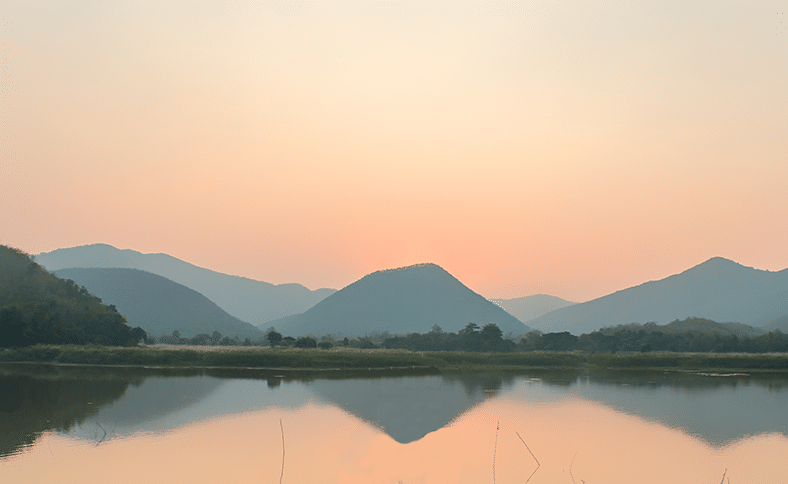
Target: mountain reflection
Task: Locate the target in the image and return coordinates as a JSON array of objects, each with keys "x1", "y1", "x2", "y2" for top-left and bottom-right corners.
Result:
[
  {"x1": 2, "y1": 365, "x2": 787, "y2": 461},
  {"x1": 2, "y1": 391, "x2": 786, "y2": 484},
  {"x1": 305, "y1": 373, "x2": 518, "y2": 443}
]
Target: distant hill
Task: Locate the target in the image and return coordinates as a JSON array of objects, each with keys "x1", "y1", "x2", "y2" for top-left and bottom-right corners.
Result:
[
  {"x1": 491, "y1": 294, "x2": 575, "y2": 323},
  {"x1": 55, "y1": 268, "x2": 263, "y2": 339},
  {"x1": 763, "y1": 315, "x2": 788, "y2": 333},
  {"x1": 36, "y1": 244, "x2": 335, "y2": 327},
  {"x1": 658, "y1": 317, "x2": 764, "y2": 337},
  {"x1": 600, "y1": 317, "x2": 764, "y2": 338},
  {"x1": 268, "y1": 263, "x2": 530, "y2": 337},
  {"x1": 524, "y1": 257, "x2": 788, "y2": 335}
]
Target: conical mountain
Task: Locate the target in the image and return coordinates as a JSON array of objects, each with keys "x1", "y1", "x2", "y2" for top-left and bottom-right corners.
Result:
[
  {"x1": 271, "y1": 263, "x2": 530, "y2": 337},
  {"x1": 525, "y1": 257, "x2": 788, "y2": 335}
]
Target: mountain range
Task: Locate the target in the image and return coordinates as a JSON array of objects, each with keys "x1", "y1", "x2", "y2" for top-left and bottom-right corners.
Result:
[
  {"x1": 523, "y1": 257, "x2": 788, "y2": 335},
  {"x1": 54, "y1": 268, "x2": 263, "y2": 339},
  {"x1": 35, "y1": 244, "x2": 335, "y2": 327},
  {"x1": 268, "y1": 263, "x2": 531, "y2": 337},
  {"x1": 491, "y1": 294, "x2": 576, "y2": 323},
  {"x1": 33, "y1": 245, "x2": 788, "y2": 338}
]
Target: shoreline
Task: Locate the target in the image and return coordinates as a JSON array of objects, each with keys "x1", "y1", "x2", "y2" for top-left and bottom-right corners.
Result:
[{"x1": 2, "y1": 344, "x2": 788, "y2": 374}]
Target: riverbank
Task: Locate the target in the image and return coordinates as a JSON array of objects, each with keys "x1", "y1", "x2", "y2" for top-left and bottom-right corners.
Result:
[{"x1": 2, "y1": 344, "x2": 788, "y2": 373}]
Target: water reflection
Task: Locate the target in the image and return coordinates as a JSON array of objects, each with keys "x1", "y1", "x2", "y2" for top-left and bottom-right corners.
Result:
[
  {"x1": 305, "y1": 373, "x2": 517, "y2": 443},
  {"x1": 1, "y1": 365, "x2": 787, "y2": 483},
  {"x1": 0, "y1": 365, "x2": 140, "y2": 457}
]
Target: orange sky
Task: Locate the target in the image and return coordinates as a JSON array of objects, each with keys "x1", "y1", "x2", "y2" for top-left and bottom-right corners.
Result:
[{"x1": 2, "y1": 1, "x2": 787, "y2": 301}]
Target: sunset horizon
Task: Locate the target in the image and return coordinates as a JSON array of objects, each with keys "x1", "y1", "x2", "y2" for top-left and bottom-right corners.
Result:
[{"x1": 3, "y1": 1, "x2": 786, "y2": 303}]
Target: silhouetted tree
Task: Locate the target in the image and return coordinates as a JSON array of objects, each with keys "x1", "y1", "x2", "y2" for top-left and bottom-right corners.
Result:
[
  {"x1": 211, "y1": 330, "x2": 222, "y2": 345},
  {"x1": 130, "y1": 327, "x2": 147, "y2": 345},
  {"x1": 295, "y1": 336, "x2": 317, "y2": 348}
]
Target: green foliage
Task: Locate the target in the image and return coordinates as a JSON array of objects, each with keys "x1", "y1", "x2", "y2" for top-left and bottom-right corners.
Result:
[
  {"x1": 0, "y1": 246, "x2": 145, "y2": 347},
  {"x1": 569, "y1": 325, "x2": 788, "y2": 354},
  {"x1": 295, "y1": 336, "x2": 317, "y2": 348},
  {"x1": 383, "y1": 323, "x2": 511, "y2": 352},
  {"x1": 266, "y1": 329, "x2": 283, "y2": 347}
]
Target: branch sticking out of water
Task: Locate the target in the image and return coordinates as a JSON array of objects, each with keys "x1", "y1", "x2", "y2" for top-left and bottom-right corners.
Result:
[
  {"x1": 279, "y1": 418, "x2": 285, "y2": 484},
  {"x1": 493, "y1": 421, "x2": 499, "y2": 484},
  {"x1": 719, "y1": 468, "x2": 727, "y2": 484},
  {"x1": 515, "y1": 431, "x2": 540, "y2": 484},
  {"x1": 95, "y1": 421, "x2": 107, "y2": 446},
  {"x1": 569, "y1": 451, "x2": 577, "y2": 484}
]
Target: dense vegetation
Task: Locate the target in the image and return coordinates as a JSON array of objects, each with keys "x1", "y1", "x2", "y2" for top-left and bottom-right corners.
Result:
[
  {"x1": 0, "y1": 246, "x2": 145, "y2": 347},
  {"x1": 519, "y1": 322, "x2": 788, "y2": 354},
  {"x1": 384, "y1": 323, "x2": 515, "y2": 351},
  {"x1": 383, "y1": 319, "x2": 788, "y2": 354}
]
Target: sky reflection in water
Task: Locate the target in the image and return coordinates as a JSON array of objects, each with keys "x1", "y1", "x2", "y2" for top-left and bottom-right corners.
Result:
[{"x1": 1, "y1": 370, "x2": 786, "y2": 483}]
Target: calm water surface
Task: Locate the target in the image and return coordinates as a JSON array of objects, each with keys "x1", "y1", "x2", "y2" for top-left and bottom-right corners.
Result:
[{"x1": 1, "y1": 365, "x2": 787, "y2": 483}]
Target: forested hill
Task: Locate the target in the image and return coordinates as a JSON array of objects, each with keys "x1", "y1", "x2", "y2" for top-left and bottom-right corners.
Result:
[
  {"x1": 0, "y1": 246, "x2": 144, "y2": 347},
  {"x1": 524, "y1": 257, "x2": 788, "y2": 334},
  {"x1": 55, "y1": 268, "x2": 263, "y2": 340}
]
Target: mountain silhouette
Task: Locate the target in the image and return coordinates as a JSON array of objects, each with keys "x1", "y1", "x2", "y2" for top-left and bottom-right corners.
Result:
[
  {"x1": 524, "y1": 257, "x2": 788, "y2": 335},
  {"x1": 55, "y1": 268, "x2": 263, "y2": 339},
  {"x1": 491, "y1": 294, "x2": 576, "y2": 323},
  {"x1": 269, "y1": 263, "x2": 530, "y2": 337},
  {"x1": 36, "y1": 244, "x2": 335, "y2": 327}
]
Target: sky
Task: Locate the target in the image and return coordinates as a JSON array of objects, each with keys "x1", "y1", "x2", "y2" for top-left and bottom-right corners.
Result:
[{"x1": 2, "y1": 1, "x2": 787, "y2": 302}]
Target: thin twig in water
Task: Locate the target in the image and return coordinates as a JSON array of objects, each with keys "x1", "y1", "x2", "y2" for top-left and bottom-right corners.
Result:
[
  {"x1": 280, "y1": 418, "x2": 285, "y2": 484},
  {"x1": 719, "y1": 468, "x2": 727, "y2": 484},
  {"x1": 96, "y1": 421, "x2": 108, "y2": 446},
  {"x1": 515, "y1": 431, "x2": 540, "y2": 465},
  {"x1": 569, "y1": 451, "x2": 577, "y2": 484},
  {"x1": 515, "y1": 431, "x2": 541, "y2": 484},
  {"x1": 493, "y1": 421, "x2": 499, "y2": 484}
]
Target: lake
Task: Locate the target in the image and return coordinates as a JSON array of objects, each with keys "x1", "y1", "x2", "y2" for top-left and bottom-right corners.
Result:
[{"x1": 1, "y1": 364, "x2": 786, "y2": 483}]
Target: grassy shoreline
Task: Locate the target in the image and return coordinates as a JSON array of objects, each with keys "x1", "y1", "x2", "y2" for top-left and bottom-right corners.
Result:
[{"x1": 2, "y1": 344, "x2": 788, "y2": 374}]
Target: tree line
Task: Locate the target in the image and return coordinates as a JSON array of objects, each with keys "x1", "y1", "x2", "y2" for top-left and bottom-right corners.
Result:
[
  {"x1": 147, "y1": 328, "x2": 381, "y2": 350},
  {"x1": 146, "y1": 319, "x2": 788, "y2": 354},
  {"x1": 383, "y1": 323, "x2": 514, "y2": 352},
  {"x1": 382, "y1": 321, "x2": 788, "y2": 354}
]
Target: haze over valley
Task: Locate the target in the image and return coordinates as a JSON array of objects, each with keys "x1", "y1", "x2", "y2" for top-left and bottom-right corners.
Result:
[{"x1": 26, "y1": 243, "x2": 788, "y2": 340}]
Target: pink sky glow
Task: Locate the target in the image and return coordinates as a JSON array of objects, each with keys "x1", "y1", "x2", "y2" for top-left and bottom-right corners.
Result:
[{"x1": 2, "y1": 1, "x2": 787, "y2": 302}]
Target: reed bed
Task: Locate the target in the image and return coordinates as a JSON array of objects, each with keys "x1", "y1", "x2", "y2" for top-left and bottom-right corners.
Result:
[{"x1": 1, "y1": 345, "x2": 787, "y2": 372}]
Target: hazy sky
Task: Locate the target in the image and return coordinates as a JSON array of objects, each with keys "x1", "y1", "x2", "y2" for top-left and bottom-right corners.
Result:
[{"x1": 2, "y1": 1, "x2": 787, "y2": 302}]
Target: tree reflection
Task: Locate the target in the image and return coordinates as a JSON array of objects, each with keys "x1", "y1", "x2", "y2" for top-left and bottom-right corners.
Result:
[{"x1": 0, "y1": 366, "x2": 140, "y2": 457}]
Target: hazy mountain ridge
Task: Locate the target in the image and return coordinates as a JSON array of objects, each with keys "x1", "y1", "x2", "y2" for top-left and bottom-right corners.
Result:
[
  {"x1": 763, "y1": 315, "x2": 788, "y2": 333},
  {"x1": 491, "y1": 294, "x2": 576, "y2": 323},
  {"x1": 268, "y1": 263, "x2": 531, "y2": 337},
  {"x1": 525, "y1": 257, "x2": 788, "y2": 335},
  {"x1": 54, "y1": 268, "x2": 263, "y2": 339},
  {"x1": 36, "y1": 244, "x2": 335, "y2": 327}
]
